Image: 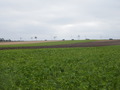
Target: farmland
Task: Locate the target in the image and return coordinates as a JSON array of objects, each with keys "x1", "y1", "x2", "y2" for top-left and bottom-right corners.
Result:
[
  {"x1": 0, "y1": 40, "x2": 95, "y2": 48},
  {"x1": 0, "y1": 40, "x2": 120, "y2": 90}
]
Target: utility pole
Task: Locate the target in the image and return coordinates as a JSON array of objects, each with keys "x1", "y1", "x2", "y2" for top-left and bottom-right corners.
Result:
[
  {"x1": 20, "y1": 37, "x2": 22, "y2": 41},
  {"x1": 78, "y1": 35, "x2": 80, "y2": 40}
]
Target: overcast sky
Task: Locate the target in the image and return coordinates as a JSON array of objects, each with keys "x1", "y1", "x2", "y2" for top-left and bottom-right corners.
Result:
[{"x1": 0, "y1": 0, "x2": 120, "y2": 40}]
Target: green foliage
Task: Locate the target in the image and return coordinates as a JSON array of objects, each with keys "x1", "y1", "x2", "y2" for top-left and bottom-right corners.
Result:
[{"x1": 0, "y1": 45, "x2": 120, "y2": 89}]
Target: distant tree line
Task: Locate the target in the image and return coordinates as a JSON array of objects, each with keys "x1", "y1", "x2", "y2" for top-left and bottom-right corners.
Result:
[{"x1": 0, "y1": 38, "x2": 11, "y2": 42}]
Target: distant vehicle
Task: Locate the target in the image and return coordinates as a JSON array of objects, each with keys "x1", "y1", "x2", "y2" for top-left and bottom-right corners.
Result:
[
  {"x1": 109, "y1": 38, "x2": 113, "y2": 40},
  {"x1": 62, "y1": 39, "x2": 65, "y2": 41},
  {"x1": 86, "y1": 38, "x2": 90, "y2": 40}
]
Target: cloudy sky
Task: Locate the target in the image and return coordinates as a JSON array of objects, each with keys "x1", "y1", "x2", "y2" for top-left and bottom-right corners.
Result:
[{"x1": 0, "y1": 0, "x2": 120, "y2": 40}]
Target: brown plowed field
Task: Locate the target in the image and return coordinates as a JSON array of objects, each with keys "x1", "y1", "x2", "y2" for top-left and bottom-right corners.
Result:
[
  {"x1": 0, "y1": 40, "x2": 59, "y2": 45},
  {"x1": 0, "y1": 40, "x2": 120, "y2": 50}
]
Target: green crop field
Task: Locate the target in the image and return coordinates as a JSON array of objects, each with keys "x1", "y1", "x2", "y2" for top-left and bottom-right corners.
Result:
[
  {"x1": 0, "y1": 40, "x2": 96, "y2": 48},
  {"x1": 0, "y1": 44, "x2": 120, "y2": 89}
]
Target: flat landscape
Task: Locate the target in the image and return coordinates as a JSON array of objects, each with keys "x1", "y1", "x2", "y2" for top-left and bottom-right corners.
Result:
[
  {"x1": 1, "y1": 0, "x2": 120, "y2": 89},
  {"x1": 0, "y1": 40, "x2": 120, "y2": 50},
  {"x1": 0, "y1": 40, "x2": 120, "y2": 90}
]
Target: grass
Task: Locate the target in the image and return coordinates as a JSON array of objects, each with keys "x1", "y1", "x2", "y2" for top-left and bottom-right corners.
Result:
[
  {"x1": 0, "y1": 40, "x2": 96, "y2": 48},
  {"x1": 0, "y1": 45, "x2": 120, "y2": 90}
]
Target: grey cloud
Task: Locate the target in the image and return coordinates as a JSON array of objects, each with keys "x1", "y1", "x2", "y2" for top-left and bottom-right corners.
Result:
[{"x1": 0, "y1": 0, "x2": 120, "y2": 40}]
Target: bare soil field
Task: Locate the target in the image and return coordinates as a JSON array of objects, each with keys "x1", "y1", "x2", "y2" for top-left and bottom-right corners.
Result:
[
  {"x1": 0, "y1": 40, "x2": 120, "y2": 50},
  {"x1": 0, "y1": 40, "x2": 59, "y2": 45}
]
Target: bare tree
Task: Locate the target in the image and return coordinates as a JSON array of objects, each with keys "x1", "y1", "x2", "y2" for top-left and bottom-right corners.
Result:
[
  {"x1": 31, "y1": 37, "x2": 33, "y2": 41},
  {"x1": 53, "y1": 36, "x2": 57, "y2": 40},
  {"x1": 0, "y1": 38, "x2": 11, "y2": 42},
  {"x1": 0, "y1": 38, "x2": 4, "y2": 42},
  {"x1": 35, "y1": 36, "x2": 37, "y2": 40}
]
